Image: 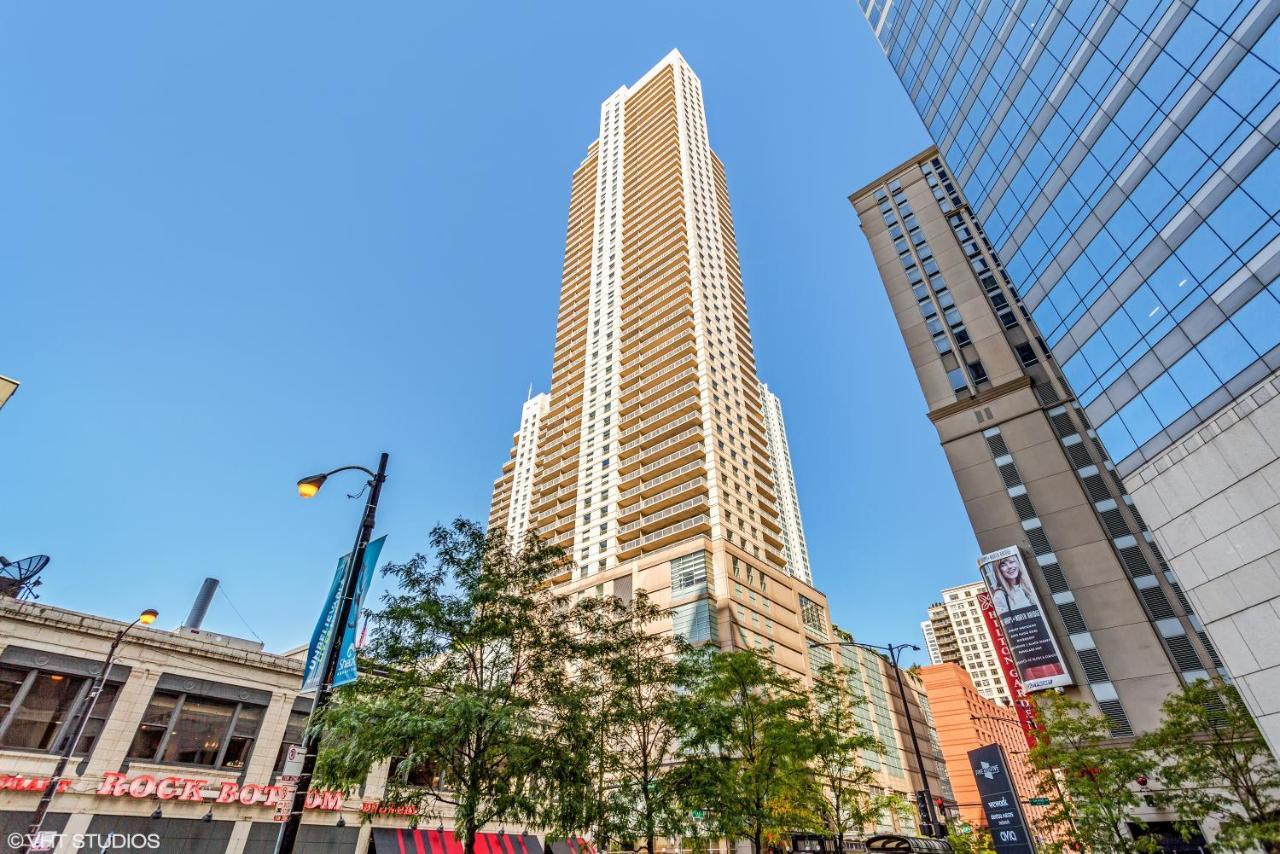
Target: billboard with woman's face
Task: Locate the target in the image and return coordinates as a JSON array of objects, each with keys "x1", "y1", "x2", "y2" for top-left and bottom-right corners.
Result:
[{"x1": 977, "y1": 546, "x2": 1073, "y2": 692}]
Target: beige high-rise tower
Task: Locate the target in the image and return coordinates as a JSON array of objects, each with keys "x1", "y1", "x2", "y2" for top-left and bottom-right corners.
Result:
[{"x1": 488, "y1": 51, "x2": 833, "y2": 683}]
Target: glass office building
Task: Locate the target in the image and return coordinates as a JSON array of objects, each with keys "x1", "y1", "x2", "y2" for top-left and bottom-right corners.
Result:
[
  {"x1": 855, "y1": 0, "x2": 1280, "y2": 757},
  {"x1": 857, "y1": 0, "x2": 1278, "y2": 472}
]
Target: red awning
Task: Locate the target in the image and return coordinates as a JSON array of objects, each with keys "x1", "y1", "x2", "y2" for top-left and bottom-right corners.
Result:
[{"x1": 373, "y1": 828, "x2": 556, "y2": 854}]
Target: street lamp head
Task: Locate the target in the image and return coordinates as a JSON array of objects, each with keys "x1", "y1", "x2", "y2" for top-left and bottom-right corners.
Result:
[
  {"x1": 138, "y1": 609, "x2": 158, "y2": 626},
  {"x1": 910, "y1": 644, "x2": 921, "y2": 652},
  {"x1": 297, "y1": 473, "x2": 327, "y2": 499}
]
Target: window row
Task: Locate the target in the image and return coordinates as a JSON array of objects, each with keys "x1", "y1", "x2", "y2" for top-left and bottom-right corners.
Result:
[{"x1": 0, "y1": 662, "x2": 309, "y2": 774}]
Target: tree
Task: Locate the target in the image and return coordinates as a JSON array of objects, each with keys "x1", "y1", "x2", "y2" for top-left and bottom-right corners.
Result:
[
  {"x1": 946, "y1": 826, "x2": 996, "y2": 854},
  {"x1": 600, "y1": 611, "x2": 685, "y2": 854},
  {"x1": 806, "y1": 662, "x2": 888, "y2": 842},
  {"x1": 1028, "y1": 693, "x2": 1157, "y2": 854},
  {"x1": 534, "y1": 592, "x2": 684, "y2": 854},
  {"x1": 312, "y1": 520, "x2": 628, "y2": 854},
  {"x1": 669, "y1": 648, "x2": 820, "y2": 854},
  {"x1": 1137, "y1": 680, "x2": 1280, "y2": 853}
]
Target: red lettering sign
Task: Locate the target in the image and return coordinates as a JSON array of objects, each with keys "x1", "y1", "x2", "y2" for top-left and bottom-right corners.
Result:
[
  {"x1": 0, "y1": 774, "x2": 71, "y2": 793},
  {"x1": 978, "y1": 590, "x2": 1039, "y2": 749},
  {"x1": 63, "y1": 770, "x2": 343, "y2": 811}
]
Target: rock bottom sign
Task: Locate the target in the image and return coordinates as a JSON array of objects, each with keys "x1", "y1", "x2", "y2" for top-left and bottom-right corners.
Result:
[
  {"x1": 968, "y1": 743, "x2": 1035, "y2": 854},
  {"x1": 95, "y1": 771, "x2": 343, "y2": 811}
]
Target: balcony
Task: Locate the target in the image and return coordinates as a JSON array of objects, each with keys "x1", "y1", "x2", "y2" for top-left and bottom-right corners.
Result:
[
  {"x1": 619, "y1": 381, "x2": 699, "y2": 431},
  {"x1": 617, "y1": 514, "x2": 711, "y2": 560},
  {"x1": 617, "y1": 496, "x2": 709, "y2": 539},
  {"x1": 618, "y1": 459, "x2": 707, "y2": 506},
  {"x1": 618, "y1": 425, "x2": 703, "y2": 473},
  {"x1": 619, "y1": 412, "x2": 701, "y2": 455},
  {"x1": 620, "y1": 354, "x2": 697, "y2": 403},
  {"x1": 618, "y1": 476, "x2": 707, "y2": 524},
  {"x1": 618, "y1": 443, "x2": 704, "y2": 491}
]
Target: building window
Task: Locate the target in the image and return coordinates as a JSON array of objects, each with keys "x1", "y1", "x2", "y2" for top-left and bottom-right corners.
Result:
[
  {"x1": 798, "y1": 595, "x2": 828, "y2": 638},
  {"x1": 273, "y1": 709, "x2": 310, "y2": 773},
  {"x1": 0, "y1": 665, "x2": 122, "y2": 755},
  {"x1": 947, "y1": 368, "x2": 969, "y2": 394},
  {"x1": 127, "y1": 690, "x2": 264, "y2": 769},
  {"x1": 968, "y1": 361, "x2": 989, "y2": 384},
  {"x1": 1015, "y1": 343, "x2": 1039, "y2": 367},
  {"x1": 389, "y1": 756, "x2": 442, "y2": 789},
  {"x1": 670, "y1": 551, "x2": 711, "y2": 598}
]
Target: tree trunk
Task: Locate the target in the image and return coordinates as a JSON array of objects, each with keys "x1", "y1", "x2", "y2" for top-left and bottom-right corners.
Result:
[
  {"x1": 646, "y1": 830, "x2": 656, "y2": 854},
  {"x1": 464, "y1": 825, "x2": 477, "y2": 854}
]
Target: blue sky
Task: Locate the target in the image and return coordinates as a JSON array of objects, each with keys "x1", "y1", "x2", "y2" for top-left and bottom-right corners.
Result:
[{"x1": 1, "y1": 2, "x2": 977, "y2": 664}]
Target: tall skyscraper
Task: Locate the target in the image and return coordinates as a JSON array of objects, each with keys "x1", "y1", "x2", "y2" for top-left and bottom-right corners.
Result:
[
  {"x1": 853, "y1": 0, "x2": 1280, "y2": 753},
  {"x1": 761, "y1": 384, "x2": 814, "y2": 584},
  {"x1": 923, "y1": 582, "x2": 1014, "y2": 706},
  {"x1": 489, "y1": 392, "x2": 551, "y2": 545},
  {"x1": 851, "y1": 148, "x2": 1221, "y2": 738},
  {"x1": 487, "y1": 51, "x2": 834, "y2": 684}
]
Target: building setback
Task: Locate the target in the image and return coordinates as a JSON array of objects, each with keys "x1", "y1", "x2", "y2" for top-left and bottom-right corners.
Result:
[
  {"x1": 850, "y1": 148, "x2": 1222, "y2": 738},
  {"x1": 489, "y1": 392, "x2": 552, "y2": 545},
  {"x1": 923, "y1": 582, "x2": 1013, "y2": 707},
  {"x1": 852, "y1": 0, "x2": 1280, "y2": 757},
  {"x1": 760, "y1": 384, "x2": 814, "y2": 585}
]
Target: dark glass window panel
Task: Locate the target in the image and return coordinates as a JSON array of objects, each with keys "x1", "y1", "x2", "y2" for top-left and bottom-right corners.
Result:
[
  {"x1": 128, "y1": 692, "x2": 179, "y2": 760},
  {"x1": 274, "y1": 710, "x2": 311, "y2": 772},
  {"x1": 73, "y1": 682, "x2": 121, "y2": 755},
  {"x1": 162, "y1": 696, "x2": 235, "y2": 766},
  {"x1": 0, "y1": 672, "x2": 86, "y2": 750},
  {"x1": 222, "y1": 704, "x2": 263, "y2": 768},
  {"x1": 0, "y1": 666, "x2": 26, "y2": 719}
]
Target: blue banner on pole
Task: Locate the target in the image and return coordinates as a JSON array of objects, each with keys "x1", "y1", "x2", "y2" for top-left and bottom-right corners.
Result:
[
  {"x1": 300, "y1": 536, "x2": 386, "y2": 692},
  {"x1": 334, "y1": 535, "x2": 384, "y2": 688}
]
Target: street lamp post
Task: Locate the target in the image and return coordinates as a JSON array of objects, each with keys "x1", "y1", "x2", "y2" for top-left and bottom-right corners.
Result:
[
  {"x1": 18, "y1": 608, "x2": 158, "y2": 854},
  {"x1": 810, "y1": 638, "x2": 944, "y2": 838},
  {"x1": 273, "y1": 452, "x2": 388, "y2": 854}
]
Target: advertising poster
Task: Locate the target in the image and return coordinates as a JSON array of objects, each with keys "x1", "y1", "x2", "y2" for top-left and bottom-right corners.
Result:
[{"x1": 977, "y1": 546, "x2": 1073, "y2": 692}]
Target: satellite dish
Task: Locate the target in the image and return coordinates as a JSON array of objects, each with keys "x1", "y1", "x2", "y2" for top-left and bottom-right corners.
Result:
[{"x1": 0, "y1": 555, "x2": 50, "y2": 600}]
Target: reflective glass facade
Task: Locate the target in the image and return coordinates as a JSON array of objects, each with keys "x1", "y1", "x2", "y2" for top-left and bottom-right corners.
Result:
[{"x1": 858, "y1": 0, "x2": 1280, "y2": 474}]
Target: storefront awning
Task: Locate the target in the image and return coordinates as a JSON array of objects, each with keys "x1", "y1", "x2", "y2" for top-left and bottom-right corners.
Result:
[{"x1": 373, "y1": 829, "x2": 564, "y2": 854}]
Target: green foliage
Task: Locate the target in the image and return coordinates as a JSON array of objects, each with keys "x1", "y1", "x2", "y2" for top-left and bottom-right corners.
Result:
[
  {"x1": 806, "y1": 662, "x2": 889, "y2": 839},
  {"x1": 312, "y1": 520, "x2": 645, "y2": 854},
  {"x1": 1027, "y1": 693, "x2": 1158, "y2": 854},
  {"x1": 533, "y1": 590, "x2": 685, "y2": 854},
  {"x1": 668, "y1": 648, "x2": 821, "y2": 854},
  {"x1": 946, "y1": 825, "x2": 995, "y2": 854},
  {"x1": 1137, "y1": 680, "x2": 1280, "y2": 853}
]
